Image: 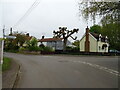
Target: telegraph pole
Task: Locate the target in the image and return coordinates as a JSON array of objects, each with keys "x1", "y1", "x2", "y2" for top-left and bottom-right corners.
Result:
[
  {"x1": 1, "y1": 25, "x2": 5, "y2": 64},
  {"x1": 0, "y1": 26, "x2": 16, "y2": 64},
  {"x1": 3, "y1": 25, "x2": 5, "y2": 38}
]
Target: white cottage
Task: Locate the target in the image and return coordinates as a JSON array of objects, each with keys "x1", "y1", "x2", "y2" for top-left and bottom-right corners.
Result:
[
  {"x1": 38, "y1": 36, "x2": 72, "y2": 50},
  {"x1": 79, "y1": 27, "x2": 109, "y2": 53}
]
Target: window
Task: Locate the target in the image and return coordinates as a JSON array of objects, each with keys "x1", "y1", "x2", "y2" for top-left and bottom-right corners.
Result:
[
  {"x1": 99, "y1": 46, "x2": 101, "y2": 50},
  {"x1": 102, "y1": 44, "x2": 107, "y2": 50}
]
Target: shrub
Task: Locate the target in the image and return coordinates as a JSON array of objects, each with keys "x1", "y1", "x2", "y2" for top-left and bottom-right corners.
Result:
[
  {"x1": 19, "y1": 47, "x2": 28, "y2": 52},
  {"x1": 42, "y1": 46, "x2": 54, "y2": 52},
  {"x1": 66, "y1": 46, "x2": 79, "y2": 52}
]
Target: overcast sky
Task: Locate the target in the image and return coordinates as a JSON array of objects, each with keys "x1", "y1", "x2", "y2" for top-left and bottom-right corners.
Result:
[{"x1": 0, "y1": 0, "x2": 99, "y2": 41}]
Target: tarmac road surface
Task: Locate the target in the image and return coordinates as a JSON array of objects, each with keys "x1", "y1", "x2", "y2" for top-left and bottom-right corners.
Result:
[{"x1": 4, "y1": 53, "x2": 119, "y2": 88}]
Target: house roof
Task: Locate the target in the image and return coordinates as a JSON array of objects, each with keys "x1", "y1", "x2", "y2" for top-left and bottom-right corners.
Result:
[
  {"x1": 80, "y1": 32, "x2": 107, "y2": 43},
  {"x1": 38, "y1": 38, "x2": 63, "y2": 42},
  {"x1": 90, "y1": 32, "x2": 106, "y2": 42}
]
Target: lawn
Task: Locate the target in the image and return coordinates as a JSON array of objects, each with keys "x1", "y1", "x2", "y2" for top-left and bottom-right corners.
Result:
[{"x1": 2, "y1": 57, "x2": 11, "y2": 71}]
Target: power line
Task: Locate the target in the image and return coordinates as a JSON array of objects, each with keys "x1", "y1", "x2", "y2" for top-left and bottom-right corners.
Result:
[
  {"x1": 13, "y1": 0, "x2": 40, "y2": 27},
  {"x1": 13, "y1": 0, "x2": 41, "y2": 28}
]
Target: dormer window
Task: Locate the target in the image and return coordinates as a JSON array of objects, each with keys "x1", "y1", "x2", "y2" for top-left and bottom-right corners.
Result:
[
  {"x1": 99, "y1": 34, "x2": 102, "y2": 41},
  {"x1": 105, "y1": 36, "x2": 108, "y2": 42}
]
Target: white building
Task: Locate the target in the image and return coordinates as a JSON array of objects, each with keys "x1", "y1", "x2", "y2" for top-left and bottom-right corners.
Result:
[
  {"x1": 38, "y1": 36, "x2": 72, "y2": 50},
  {"x1": 79, "y1": 27, "x2": 109, "y2": 53}
]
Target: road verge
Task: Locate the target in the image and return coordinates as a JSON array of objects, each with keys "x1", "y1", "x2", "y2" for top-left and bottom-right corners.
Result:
[{"x1": 2, "y1": 59, "x2": 20, "y2": 88}]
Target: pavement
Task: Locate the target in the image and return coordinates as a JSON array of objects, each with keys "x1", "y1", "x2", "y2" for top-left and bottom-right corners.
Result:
[
  {"x1": 2, "y1": 59, "x2": 20, "y2": 88},
  {"x1": 4, "y1": 52, "x2": 119, "y2": 88}
]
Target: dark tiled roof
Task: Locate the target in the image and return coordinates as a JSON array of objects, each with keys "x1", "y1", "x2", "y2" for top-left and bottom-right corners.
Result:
[
  {"x1": 90, "y1": 32, "x2": 106, "y2": 42},
  {"x1": 38, "y1": 38, "x2": 63, "y2": 42}
]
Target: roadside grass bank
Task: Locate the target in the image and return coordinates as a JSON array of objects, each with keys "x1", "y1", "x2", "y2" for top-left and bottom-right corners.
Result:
[
  {"x1": 2, "y1": 57, "x2": 11, "y2": 72},
  {"x1": 2, "y1": 57, "x2": 20, "y2": 88}
]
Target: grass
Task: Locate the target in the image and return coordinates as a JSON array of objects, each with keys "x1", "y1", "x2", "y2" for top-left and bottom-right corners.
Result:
[{"x1": 2, "y1": 57, "x2": 11, "y2": 72}]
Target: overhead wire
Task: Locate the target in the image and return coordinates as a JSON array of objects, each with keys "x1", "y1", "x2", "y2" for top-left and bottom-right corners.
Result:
[{"x1": 13, "y1": 0, "x2": 41, "y2": 29}]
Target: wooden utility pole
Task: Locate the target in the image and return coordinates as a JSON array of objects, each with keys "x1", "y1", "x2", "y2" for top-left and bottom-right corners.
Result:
[
  {"x1": 1, "y1": 25, "x2": 5, "y2": 64},
  {"x1": 53, "y1": 27, "x2": 79, "y2": 51}
]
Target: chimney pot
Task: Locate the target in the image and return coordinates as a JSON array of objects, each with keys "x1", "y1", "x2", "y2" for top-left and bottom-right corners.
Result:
[
  {"x1": 10, "y1": 27, "x2": 12, "y2": 35},
  {"x1": 42, "y1": 36, "x2": 44, "y2": 39},
  {"x1": 26, "y1": 33, "x2": 29, "y2": 36}
]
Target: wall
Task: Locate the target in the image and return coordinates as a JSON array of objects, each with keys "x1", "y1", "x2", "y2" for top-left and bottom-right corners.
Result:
[
  {"x1": 98, "y1": 41, "x2": 109, "y2": 52},
  {"x1": 47, "y1": 41, "x2": 63, "y2": 50},
  {"x1": 89, "y1": 34, "x2": 97, "y2": 52},
  {"x1": 79, "y1": 35, "x2": 85, "y2": 52},
  {"x1": 80, "y1": 34, "x2": 97, "y2": 52},
  {"x1": 38, "y1": 40, "x2": 71, "y2": 50},
  {"x1": 38, "y1": 42, "x2": 47, "y2": 47}
]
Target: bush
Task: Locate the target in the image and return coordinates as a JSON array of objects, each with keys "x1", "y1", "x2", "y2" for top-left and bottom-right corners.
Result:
[
  {"x1": 25, "y1": 46, "x2": 42, "y2": 52},
  {"x1": 66, "y1": 46, "x2": 79, "y2": 52},
  {"x1": 5, "y1": 45, "x2": 20, "y2": 53},
  {"x1": 66, "y1": 46, "x2": 72, "y2": 51},
  {"x1": 72, "y1": 47, "x2": 79, "y2": 51},
  {"x1": 42, "y1": 46, "x2": 54, "y2": 52},
  {"x1": 19, "y1": 47, "x2": 28, "y2": 52},
  {"x1": 19, "y1": 45, "x2": 54, "y2": 53}
]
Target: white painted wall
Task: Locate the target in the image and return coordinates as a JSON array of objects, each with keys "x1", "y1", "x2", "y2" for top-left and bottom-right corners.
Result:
[
  {"x1": 38, "y1": 42, "x2": 47, "y2": 47},
  {"x1": 79, "y1": 35, "x2": 85, "y2": 52},
  {"x1": 89, "y1": 34, "x2": 97, "y2": 52},
  {"x1": 98, "y1": 41, "x2": 109, "y2": 53}
]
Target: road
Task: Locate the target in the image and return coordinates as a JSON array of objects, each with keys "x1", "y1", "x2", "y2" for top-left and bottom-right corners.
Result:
[{"x1": 4, "y1": 53, "x2": 119, "y2": 88}]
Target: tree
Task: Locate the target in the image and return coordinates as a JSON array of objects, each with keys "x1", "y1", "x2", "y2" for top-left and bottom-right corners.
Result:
[
  {"x1": 26, "y1": 37, "x2": 40, "y2": 51},
  {"x1": 79, "y1": 1, "x2": 120, "y2": 24},
  {"x1": 79, "y1": 1, "x2": 120, "y2": 50},
  {"x1": 10, "y1": 32, "x2": 27, "y2": 47},
  {"x1": 101, "y1": 22, "x2": 120, "y2": 50},
  {"x1": 89, "y1": 23, "x2": 120, "y2": 51},
  {"x1": 53, "y1": 27, "x2": 79, "y2": 51},
  {"x1": 27, "y1": 37, "x2": 38, "y2": 47},
  {"x1": 4, "y1": 32, "x2": 27, "y2": 52},
  {"x1": 90, "y1": 25, "x2": 102, "y2": 34}
]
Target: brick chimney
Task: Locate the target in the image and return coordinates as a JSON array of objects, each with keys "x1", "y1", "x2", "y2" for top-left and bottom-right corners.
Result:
[
  {"x1": 9, "y1": 27, "x2": 12, "y2": 35},
  {"x1": 42, "y1": 35, "x2": 44, "y2": 39},
  {"x1": 85, "y1": 26, "x2": 90, "y2": 52}
]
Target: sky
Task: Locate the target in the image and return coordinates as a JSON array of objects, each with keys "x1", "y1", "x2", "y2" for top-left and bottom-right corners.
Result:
[{"x1": 0, "y1": 0, "x2": 100, "y2": 42}]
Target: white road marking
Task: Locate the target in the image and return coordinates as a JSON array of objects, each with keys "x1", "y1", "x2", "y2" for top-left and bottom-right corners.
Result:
[{"x1": 69, "y1": 60, "x2": 120, "y2": 77}]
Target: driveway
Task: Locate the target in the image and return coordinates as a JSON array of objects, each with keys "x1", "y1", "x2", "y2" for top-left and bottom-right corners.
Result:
[{"x1": 4, "y1": 53, "x2": 119, "y2": 88}]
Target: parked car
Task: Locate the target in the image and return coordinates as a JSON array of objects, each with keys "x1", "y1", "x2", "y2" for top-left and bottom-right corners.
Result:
[{"x1": 109, "y1": 49, "x2": 120, "y2": 53}]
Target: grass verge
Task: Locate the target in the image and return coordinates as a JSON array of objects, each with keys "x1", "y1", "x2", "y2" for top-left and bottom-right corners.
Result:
[{"x1": 2, "y1": 57, "x2": 11, "y2": 72}]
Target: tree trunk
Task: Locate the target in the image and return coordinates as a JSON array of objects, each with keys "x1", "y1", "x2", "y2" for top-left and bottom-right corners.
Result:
[{"x1": 63, "y1": 38, "x2": 67, "y2": 52}]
